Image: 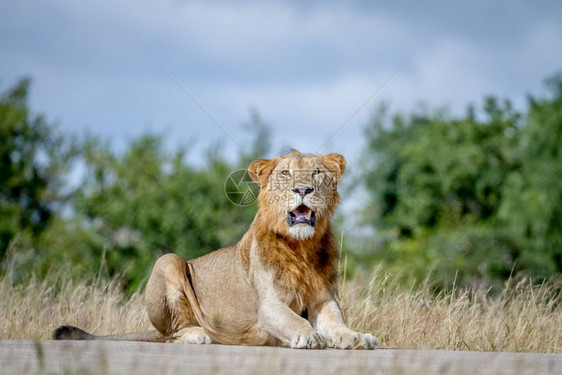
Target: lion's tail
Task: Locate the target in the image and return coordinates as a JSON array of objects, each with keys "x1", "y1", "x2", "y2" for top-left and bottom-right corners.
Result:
[{"x1": 52, "y1": 325, "x2": 166, "y2": 342}]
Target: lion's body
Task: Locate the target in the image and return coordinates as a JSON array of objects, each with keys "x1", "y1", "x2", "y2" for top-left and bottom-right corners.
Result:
[{"x1": 54, "y1": 150, "x2": 377, "y2": 349}]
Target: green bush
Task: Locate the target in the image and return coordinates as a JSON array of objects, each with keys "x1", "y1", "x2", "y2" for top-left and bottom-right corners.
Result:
[{"x1": 360, "y1": 74, "x2": 562, "y2": 288}]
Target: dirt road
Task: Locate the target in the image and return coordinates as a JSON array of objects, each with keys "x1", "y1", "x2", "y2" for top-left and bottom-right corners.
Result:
[{"x1": 0, "y1": 339, "x2": 559, "y2": 374}]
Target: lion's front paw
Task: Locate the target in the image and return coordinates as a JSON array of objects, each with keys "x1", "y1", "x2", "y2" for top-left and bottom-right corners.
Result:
[
  {"x1": 290, "y1": 332, "x2": 327, "y2": 349},
  {"x1": 329, "y1": 331, "x2": 377, "y2": 350},
  {"x1": 358, "y1": 333, "x2": 377, "y2": 349}
]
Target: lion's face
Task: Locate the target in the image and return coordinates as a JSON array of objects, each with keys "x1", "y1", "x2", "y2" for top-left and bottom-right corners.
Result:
[{"x1": 249, "y1": 150, "x2": 346, "y2": 240}]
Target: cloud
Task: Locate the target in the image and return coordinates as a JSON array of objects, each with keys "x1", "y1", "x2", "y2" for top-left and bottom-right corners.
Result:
[{"x1": 1, "y1": 0, "x2": 561, "y2": 167}]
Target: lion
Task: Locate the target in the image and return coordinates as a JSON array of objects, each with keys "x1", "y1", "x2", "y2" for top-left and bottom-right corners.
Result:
[{"x1": 53, "y1": 149, "x2": 377, "y2": 349}]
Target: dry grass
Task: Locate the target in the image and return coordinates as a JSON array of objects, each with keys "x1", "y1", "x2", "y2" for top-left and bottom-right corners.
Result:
[
  {"x1": 1, "y1": 266, "x2": 560, "y2": 353},
  {"x1": 341, "y1": 270, "x2": 562, "y2": 353},
  {"x1": 0, "y1": 272, "x2": 151, "y2": 340}
]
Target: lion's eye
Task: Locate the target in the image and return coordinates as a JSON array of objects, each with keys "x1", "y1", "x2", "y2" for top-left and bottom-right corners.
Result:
[
  {"x1": 280, "y1": 170, "x2": 290, "y2": 176},
  {"x1": 312, "y1": 168, "x2": 323, "y2": 177}
]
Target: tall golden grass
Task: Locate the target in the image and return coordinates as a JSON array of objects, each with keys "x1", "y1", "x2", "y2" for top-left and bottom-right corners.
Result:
[
  {"x1": 1, "y1": 264, "x2": 560, "y2": 353},
  {"x1": 341, "y1": 270, "x2": 561, "y2": 353}
]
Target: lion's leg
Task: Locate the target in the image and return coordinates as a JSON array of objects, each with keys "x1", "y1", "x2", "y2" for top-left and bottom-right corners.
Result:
[
  {"x1": 258, "y1": 296, "x2": 326, "y2": 349},
  {"x1": 310, "y1": 296, "x2": 377, "y2": 350},
  {"x1": 145, "y1": 253, "x2": 212, "y2": 344}
]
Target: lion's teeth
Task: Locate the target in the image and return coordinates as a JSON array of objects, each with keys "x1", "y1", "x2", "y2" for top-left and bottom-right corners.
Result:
[{"x1": 306, "y1": 210, "x2": 312, "y2": 219}]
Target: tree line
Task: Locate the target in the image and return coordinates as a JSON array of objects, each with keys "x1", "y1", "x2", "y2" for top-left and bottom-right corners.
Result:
[
  {"x1": 359, "y1": 74, "x2": 562, "y2": 288},
  {"x1": 1, "y1": 74, "x2": 561, "y2": 290}
]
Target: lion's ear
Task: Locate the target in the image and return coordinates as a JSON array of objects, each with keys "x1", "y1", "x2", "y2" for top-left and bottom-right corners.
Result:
[
  {"x1": 248, "y1": 159, "x2": 277, "y2": 188},
  {"x1": 321, "y1": 153, "x2": 346, "y2": 180}
]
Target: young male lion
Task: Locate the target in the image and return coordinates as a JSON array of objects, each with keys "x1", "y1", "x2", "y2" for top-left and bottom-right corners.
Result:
[{"x1": 54, "y1": 149, "x2": 377, "y2": 349}]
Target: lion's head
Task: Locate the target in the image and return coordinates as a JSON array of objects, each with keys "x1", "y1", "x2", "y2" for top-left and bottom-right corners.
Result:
[{"x1": 248, "y1": 149, "x2": 346, "y2": 240}]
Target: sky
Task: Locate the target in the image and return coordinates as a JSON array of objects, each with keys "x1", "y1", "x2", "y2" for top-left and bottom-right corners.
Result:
[{"x1": 1, "y1": 0, "x2": 561, "y2": 168}]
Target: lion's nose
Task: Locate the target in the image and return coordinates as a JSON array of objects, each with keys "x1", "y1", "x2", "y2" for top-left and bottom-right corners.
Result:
[{"x1": 292, "y1": 186, "x2": 314, "y2": 197}]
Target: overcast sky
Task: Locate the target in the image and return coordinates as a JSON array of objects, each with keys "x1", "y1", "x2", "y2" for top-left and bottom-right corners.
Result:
[{"x1": 1, "y1": 0, "x2": 561, "y2": 167}]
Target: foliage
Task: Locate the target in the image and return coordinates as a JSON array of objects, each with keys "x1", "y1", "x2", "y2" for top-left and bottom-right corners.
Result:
[
  {"x1": 0, "y1": 79, "x2": 76, "y2": 262},
  {"x1": 65, "y1": 135, "x2": 258, "y2": 290},
  {"x1": 42, "y1": 126, "x2": 269, "y2": 290},
  {"x1": 360, "y1": 74, "x2": 562, "y2": 288},
  {"x1": 499, "y1": 75, "x2": 562, "y2": 277},
  {"x1": 1, "y1": 74, "x2": 561, "y2": 291},
  {"x1": 0, "y1": 79, "x2": 267, "y2": 290}
]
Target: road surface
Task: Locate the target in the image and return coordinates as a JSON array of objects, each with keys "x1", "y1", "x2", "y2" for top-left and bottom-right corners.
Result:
[{"x1": 0, "y1": 339, "x2": 559, "y2": 374}]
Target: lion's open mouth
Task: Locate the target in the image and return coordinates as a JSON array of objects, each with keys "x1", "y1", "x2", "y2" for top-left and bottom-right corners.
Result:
[{"x1": 288, "y1": 205, "x2": 316, "y2": 227}]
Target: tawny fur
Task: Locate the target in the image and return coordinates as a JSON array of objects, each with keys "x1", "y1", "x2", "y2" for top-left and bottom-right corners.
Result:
[{"x1": 53, "y1": 150, "x2": 377, "y2": 349}]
